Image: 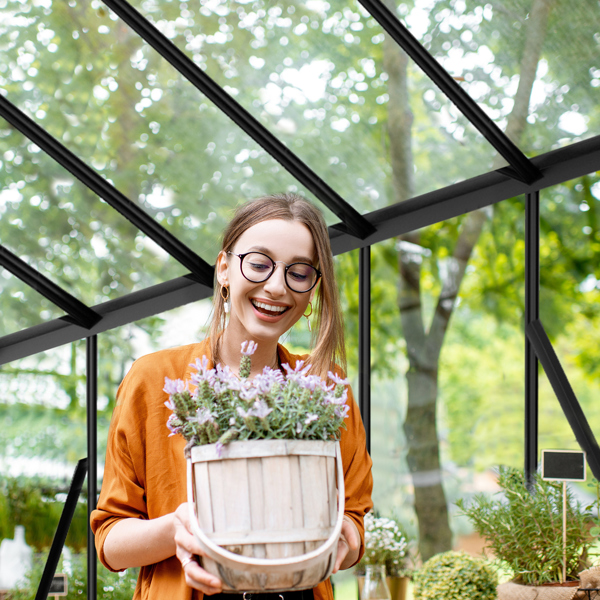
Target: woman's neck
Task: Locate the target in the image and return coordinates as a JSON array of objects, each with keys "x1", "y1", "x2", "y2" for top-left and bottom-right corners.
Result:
[{"x1": 218, "y1": 329, "x2": 279, "y2": 378}]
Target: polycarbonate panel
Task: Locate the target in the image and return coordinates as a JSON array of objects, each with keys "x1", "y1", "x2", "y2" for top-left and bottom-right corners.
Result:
[
  {"x1": 425, "y1": 0, "x2": 599, "y2": 153},
  {"x1": 130, "y1": 0, "x2": 503, "y2": 211},
  {"x1": 0, "y1": 125, "x2": 189, "y2": 307}
]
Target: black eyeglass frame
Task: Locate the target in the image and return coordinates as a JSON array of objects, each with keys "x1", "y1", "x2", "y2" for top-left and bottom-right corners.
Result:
[{"x1": 227, "y1": 251, "x2": 322, "y2": 293}]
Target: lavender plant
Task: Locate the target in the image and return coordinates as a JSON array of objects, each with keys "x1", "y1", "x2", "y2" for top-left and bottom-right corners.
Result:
[{"x1": 164, "y1": 341, "x2": 350, "y2": 454}]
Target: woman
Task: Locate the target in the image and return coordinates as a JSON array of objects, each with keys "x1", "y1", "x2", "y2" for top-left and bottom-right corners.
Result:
[{"x1": 91, "y1": 193, "x2": 373, "y2": 600}]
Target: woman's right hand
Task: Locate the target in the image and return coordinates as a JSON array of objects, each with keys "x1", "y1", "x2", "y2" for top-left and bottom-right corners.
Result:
[{"x1": 174, "y1": 503, "x2": 223, "y2": 595}]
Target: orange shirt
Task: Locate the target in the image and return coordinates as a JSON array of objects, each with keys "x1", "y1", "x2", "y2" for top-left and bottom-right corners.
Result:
[{"x1": 91, "y1": 340, "x2": 373, "y2": 600}]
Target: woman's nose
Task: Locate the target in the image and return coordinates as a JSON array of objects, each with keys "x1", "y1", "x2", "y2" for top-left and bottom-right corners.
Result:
[{"x1": 263, "y1": 263, "x2": 287, "y2": 295}]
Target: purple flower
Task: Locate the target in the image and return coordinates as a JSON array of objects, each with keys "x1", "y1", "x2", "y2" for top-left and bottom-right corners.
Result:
[
  {"x1": 239, "y1": 387, "x2": 259, "y2": 402},
  {"x1": 166, "y1": 414, "x2": 182, "y2": 437},
  {"x1": 188, "y1": 407, "x2": 214, "y2": 425},
  {"x1": 236, "y1": 406, "x2": 252, "y2": 419},
  {"x1": 327, "y1": 371, "x2": 350, "y2": 387},
  {"x1": 282, "y1": 361, "x2": 310, "y2": 376},
  {"x1": 215, "y1": 442, "x2": 224, "y2": 458},
  {"x1": 305, "y1": 413, "x2": 319, "y2": 425},
  {"x1": 240, "y1": 340, "x2": 258, "y2": 356},
  {"x1": 252, "y1": 399, "x2": 273, "y2": 419},
  {"x1": 163, "y1": 377, "x2": 187, "y2": 395}
]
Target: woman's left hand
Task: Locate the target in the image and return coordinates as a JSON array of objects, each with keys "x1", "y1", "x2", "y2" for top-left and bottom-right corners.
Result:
[{"x1": 333, "y1": 516, "x2": 360, "y2": 573}]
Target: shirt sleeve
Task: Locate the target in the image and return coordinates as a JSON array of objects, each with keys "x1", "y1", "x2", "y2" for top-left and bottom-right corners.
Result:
[
  {"x1": 90, "y1": 360, "x2": 150, "y2": 572},
  {"x1": 339, "y1": 381, "x2": 374, "y2": 565}
]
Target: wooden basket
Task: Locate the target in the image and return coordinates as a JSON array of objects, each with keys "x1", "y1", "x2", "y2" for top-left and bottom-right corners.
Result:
[{"x1": 187, "y1": 439, "x2": 345, "y2": 592}]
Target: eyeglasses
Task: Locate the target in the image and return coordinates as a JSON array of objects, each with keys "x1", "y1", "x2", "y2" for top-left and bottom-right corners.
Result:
[{"x1": 228, "y1": 251, "x2": 321, "y2": 293}]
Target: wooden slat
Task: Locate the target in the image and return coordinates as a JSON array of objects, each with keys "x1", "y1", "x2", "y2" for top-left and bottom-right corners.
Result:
[
  {"x1": 206, "y1": 526, "x2": 334, "y2": 545},
  {"x1": 300, "y1": 455, "x2": 331, "y2": 553},
  {"x1": 247, "y1": 457, "x2": 266, "y2": 560},
  {"x1": 326, "y1": 455, "x2": 336, "y2": 526},
  {"x1": 194, "y1": 460, "x2": 214, "y2": 533},
  {"x1": 207, "y1": 460, "x2": 227, "y2": 532},
  {"x1": 262, "y1": 455, "x2": 296, "y2": 589}
]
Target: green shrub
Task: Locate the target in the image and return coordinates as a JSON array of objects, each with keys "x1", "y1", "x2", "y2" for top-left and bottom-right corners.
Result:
[
  {"x1": 7, "y1": 552, "x2": 139, "y2": 600},
  {"x1": 456, "y1": 466, "x2": 592, "y2": 584},
  {"x1": 413, "y1": 551, "x2": 497, "y2": 600},
  {"x1": 0, "y1": 475, "x2": 88, "y2": 552}
]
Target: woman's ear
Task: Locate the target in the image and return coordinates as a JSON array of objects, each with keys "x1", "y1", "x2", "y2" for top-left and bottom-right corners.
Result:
[{"x1": 216, "y1": 250, "x2": 229, "y2": 286}]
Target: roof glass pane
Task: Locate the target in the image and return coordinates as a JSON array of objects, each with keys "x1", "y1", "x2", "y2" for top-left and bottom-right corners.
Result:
[
  {"x1": 426, "y1": 0, "x2": 599, "y2": 153},
  {"x1": 129, "y1": 0, "x2": 503, "y2": 212},
  {"x1": 0, "y1": 0, "x2": 342, "y2": 239},
  {"x1": 0, "y1": 270, "x2": 66, "y2": 337},
  {"x1": 0, "y1": 125, "x2": 190, "y2": 307}
]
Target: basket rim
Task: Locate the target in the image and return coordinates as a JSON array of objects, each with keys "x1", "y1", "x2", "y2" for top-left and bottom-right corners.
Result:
[{"x1": 189, "y1": 438, "x2": 338, "y2": 463}]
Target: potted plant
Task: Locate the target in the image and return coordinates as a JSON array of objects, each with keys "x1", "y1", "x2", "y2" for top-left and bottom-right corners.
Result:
[
  {"x1": 355, "y1": 513, "x2": 410, "y2": 600},
  {"x1": 164, "y1": 341, "x2": 351, "y2": 592},
  {"x1": 456, "y1": 466, "x2": 598, "y2": 599},
  {"x1": 412, "y1": 550, "x2": 497, "y2": 600}
]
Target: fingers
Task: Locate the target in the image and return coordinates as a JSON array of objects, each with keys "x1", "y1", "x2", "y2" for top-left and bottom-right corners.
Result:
[
  {"x1": 174, "y1": 503, "x2": 223, "y2": 594},
  {"x1": 333, "y1": 517, "x2": 361, "y2": 573},
  {"x1": 179, "y1": 555, "x2": 223, "y2": 595}
]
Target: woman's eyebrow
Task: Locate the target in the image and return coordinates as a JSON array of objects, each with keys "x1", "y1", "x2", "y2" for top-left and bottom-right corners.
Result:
[{"x1": 247, "y1": 246, "x2": 315, "y2": 263}]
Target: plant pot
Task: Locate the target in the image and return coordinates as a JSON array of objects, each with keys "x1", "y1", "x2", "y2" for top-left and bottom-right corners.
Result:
[
  {"x1": 187, "y1": 439, "x2": 345, "y2": 592},
  {"x1": 497, "y1": 580, "x2": 582, "y2": 600},
  {"x1": 357, "y1": 576, "x2": 409, "y2": 600}
]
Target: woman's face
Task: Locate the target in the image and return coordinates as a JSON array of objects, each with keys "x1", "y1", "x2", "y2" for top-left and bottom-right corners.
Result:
[{"x1": 217, "y1": 219, "x2": 318, "y2": 346}]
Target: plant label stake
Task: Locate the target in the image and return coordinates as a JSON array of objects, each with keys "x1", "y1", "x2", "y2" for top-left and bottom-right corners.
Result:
[{"x1": 541, "y1": 449, "x2": 586, "y2": 583}]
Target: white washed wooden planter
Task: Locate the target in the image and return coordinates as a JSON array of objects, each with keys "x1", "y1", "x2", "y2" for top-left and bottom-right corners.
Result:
[{"x1": 187, "y1": 439, "x2": 345, "y2": 592}]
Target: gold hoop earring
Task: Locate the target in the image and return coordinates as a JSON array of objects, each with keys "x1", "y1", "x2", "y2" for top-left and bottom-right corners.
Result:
[
  {"x1": 303, "y1": 302, "x2": 312, "y2": 332},
  {"x1": 221, "y1": 285, "x2": 230, "y2": 314}
]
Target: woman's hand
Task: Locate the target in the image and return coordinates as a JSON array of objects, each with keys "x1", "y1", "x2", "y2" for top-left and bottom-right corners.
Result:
[
  {"x1": 333, "y1": 516, "x2": 361, "y2": 573},
  {"x1": 174, "y1": 503, "x2": 223, "y2": 595}
]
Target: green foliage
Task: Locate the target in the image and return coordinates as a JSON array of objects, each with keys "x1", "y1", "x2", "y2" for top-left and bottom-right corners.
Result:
[
  {"x1": 412, "y1": 550, "x2": 497, "y2": 600},
  {"x1": 7, "y1": 552, "x2": 139, "y2": 600},
  {"x1": 456, "y1": 467, "x2": 593, "y2": 585},
  {"x1": 0, "y1": 475, "x2": 88, "y2": 552},
  {"x1": 166, "y1": 346, "x2": 350, "y2": 447}
]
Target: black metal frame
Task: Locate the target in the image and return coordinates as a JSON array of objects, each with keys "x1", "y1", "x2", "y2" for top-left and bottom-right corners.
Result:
[
  {"x1": 102, "y1": 0, "x2": 375, "y2": 241},
  {"x1": 1, "y1": 1, "x2": 599, "y2": 597}
]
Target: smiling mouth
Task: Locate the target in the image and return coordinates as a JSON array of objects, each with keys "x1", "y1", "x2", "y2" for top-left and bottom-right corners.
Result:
[{"x1": 251, "y1": 300, "x2": 290, "y2": 317}]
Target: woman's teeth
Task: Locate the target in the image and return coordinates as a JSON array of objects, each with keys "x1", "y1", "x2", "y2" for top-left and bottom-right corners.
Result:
[{"x1": 252, "y1": 300, "x2": 288, "y2": 315}]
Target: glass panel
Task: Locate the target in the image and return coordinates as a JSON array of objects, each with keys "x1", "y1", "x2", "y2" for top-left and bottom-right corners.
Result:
[
  {"x1": 0, "y1": 0, "x2": 341, "y2": 244},
  {"x1": 0, "y1": 270, "x2": 66, "y2": 337},
  {"x1": 0, "y1": 125, "x2": 189, "y2": 308},
  {"x1": 130, "y1": 0, "x2": 503, "y2": 214},
  {"x1": 537, "y1": 172, "x2": 600, "y2": 452},
  {"x1": 426, "y1": 0, "x2": 599, "y2": 152}
]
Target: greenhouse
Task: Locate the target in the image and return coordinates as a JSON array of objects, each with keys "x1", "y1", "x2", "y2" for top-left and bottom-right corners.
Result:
[{"x1": 1, "y1": 0, "x2": 599, "y2": 598}]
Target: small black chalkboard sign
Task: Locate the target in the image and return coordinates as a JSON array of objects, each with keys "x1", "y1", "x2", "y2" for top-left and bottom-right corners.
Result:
[
  {"x1": 48, "y1": 574, "x2": 68, "y2": 597},
  {"x1": 541, "y1": 449, "x2": 586, "y2": 481}
]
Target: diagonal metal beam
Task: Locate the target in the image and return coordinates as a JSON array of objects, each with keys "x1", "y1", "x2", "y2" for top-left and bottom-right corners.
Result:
[
  {"x1": 0, "y1": 94, "x2": 214, "y2": 287},
  {"x1": 1, "y1": 134, "x2": 599, "y2": 365},
  {"x1": 100, "y1": 0, "x2": 375, "y2": 241},
  {"x1": 357, "y1": 0, "x2": 542, "y2": 186},
  {"x1": 526, "y1": 319, "x2": 600, "y2": 480},
  {"x1": 0, "y1": 244, "x2": 101, "y2": 329}
]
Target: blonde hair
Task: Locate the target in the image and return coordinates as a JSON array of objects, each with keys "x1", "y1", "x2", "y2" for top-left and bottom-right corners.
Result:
[{"x1": 209, "y1": 193, "x2": 346, "y2": 379}]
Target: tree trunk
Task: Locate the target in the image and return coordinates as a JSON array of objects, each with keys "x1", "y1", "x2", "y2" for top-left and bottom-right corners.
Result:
[{"x1": 384, "y1": 0, "x2": 554, "y2": 561}]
